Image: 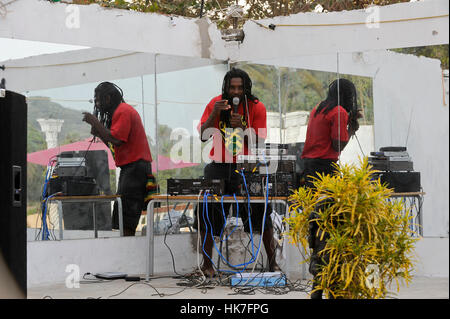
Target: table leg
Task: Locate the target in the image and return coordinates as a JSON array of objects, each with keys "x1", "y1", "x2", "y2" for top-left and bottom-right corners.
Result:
[
  {"x1": 93, "y1": 202, "x2": 97, "y2": 238},
  {"x1": 146, "y1": 200, "x2": 155, "y2": 281},
  {"x1": 58, "y1": 201, "x2": 63, "y2": 240},
  {"x1": 417, "y1": 195, "x2": 423, "y2": 236},
  {"x1": 117, "y1": 198, "x2": 123, "y2": 237}
]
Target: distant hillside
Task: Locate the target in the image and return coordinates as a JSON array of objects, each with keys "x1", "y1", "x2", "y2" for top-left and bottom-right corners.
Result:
[
  {"x1": 27, "y1": 96, "x2": 91, "y2": 150},
  {"x1": 27, "y1": 123, "x2": 47, "y2": 153}
]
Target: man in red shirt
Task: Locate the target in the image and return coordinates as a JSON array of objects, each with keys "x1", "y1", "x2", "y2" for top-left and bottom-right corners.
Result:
[
  {"x1": 195, "y1": 68, "x2": 280, "y2": 278},
  {"x1": 82, "y1": 82, "x2": 152, "y2": 236},
  {"x1": 301, "y1": 78, "x2": 361, "y2": 299},
  {"x1": 301, "y1": 78, "x2": 361, "y2": 187}
]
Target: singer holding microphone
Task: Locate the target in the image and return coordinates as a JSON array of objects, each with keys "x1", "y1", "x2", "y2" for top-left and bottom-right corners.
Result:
[
  {"x1": 194, "y1": 68, "x2": 280, "y2": 278},
  {"x1": 82, "y1": 82, "x2": 152, "y2": 236}
]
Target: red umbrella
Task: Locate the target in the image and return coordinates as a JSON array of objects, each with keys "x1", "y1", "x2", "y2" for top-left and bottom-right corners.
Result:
[
  {"x1": 27, "y1": 138, "x2": 116, "y2": 169},
  {"x1": 27, "y1": 138, "x2": 199, "y2": 172},
  {"x1": 155, "y1": 155, "x2": 199, "y2": 172}
]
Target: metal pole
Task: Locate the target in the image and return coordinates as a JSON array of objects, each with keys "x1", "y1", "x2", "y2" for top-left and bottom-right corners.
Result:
[
  {"x1": 337, "y1": 53, "x2": 341, "y2": 166},
  {"x1": 154, "y1": 54, "x2": 159, "y2": 185},
  {"x1": 141, "y1": 75, "x2": 146, "y2": 133},
  {"x1": 200, "y1": 0, "x2": 204, "y2": 18},
  {"x1": 418, "y1": 195, "x2": 423, "y2": 237}
]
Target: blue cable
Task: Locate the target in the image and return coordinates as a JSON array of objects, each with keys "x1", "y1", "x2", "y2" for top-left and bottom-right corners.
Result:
[
  {"x1": 203, "y1": 192, "x2": 238, "y2": 274},
  {"x1": 202, "y1": 192, "x2": 243, "y2": 275},
  {"x1": 41, "y1": 161, "x2": 57, "y2": 241},
  {"x1": 237, "y1": 155, "x2": 270, "y2": 268},
  {"x1": 202, "y1": 191, "x2": 256, "y2": 274},
  {"x1": 42, "y1": 194, "x2": 59, "y2": 240},
  {"x1": 201, "y1": 159, "x2": 271, "y2": 276}
]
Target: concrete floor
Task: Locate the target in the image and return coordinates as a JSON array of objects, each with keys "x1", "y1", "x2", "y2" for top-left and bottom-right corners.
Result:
[{"x1": 27, "y1": 274, "x2": 448, "y2": 299}]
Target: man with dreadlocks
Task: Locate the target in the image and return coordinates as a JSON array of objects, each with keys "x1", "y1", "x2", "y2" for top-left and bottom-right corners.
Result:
[
  {"x1": 301, "y1": 78, "x2": 361, "y2": 188},
  {"x1": 194, "y1": 67, "x2": 280, "y2": 278},
  {"x1": 301, "y1": 78, "x2": 362, "y2": 299},
  {"x1": 82, "y1": 82, "x2": 152, "y2": 236}
]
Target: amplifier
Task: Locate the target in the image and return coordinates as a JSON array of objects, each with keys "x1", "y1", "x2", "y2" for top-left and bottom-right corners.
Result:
[
  {"x1": 54, "y1": 166, "x2": 87, "y2": 177},
  {"x1": 47, "y1": 176, "x2": 100, "y2": 196},
  {"x1": 369, "y1": 146, "x2": 413, "y2": 172},
  {"x1": 55, "y1": 155, "x2": 87, "y2": 177},
  {"x1": 167, "y1": 178, "x2": 225, "y2": 196},
  {"x1": 236, "y1": 155, "x2": 296, "y2": 174},
  {"x1": 369, "y1": 159, "x2": 413, "y2": 171},
  {"x1": 373, "y1": 172, "x2": 421, "y2": 193},
  {"x1": 379, "y1": 146, "x2": 407, "y2": 152},
  {"x1": 239, "y1": 173, "x2": 296, "y2": 197}
]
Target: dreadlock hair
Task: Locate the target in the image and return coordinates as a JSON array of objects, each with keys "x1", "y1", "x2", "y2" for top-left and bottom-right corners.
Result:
[
  {"x1": 221, "y1": 68, "x2": 258, "y2": 127},
  {"x1": 315, "y1": 78, "x2": 358, "y2": 117},
  {"x1": 93, "y1": 82, "x2": 125, "y2": 129},
  {"x1": 221, "y1": 67, "x2": 258, "y2": 102}
]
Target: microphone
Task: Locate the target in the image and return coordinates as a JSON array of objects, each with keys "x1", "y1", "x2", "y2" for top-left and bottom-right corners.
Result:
[{"x1": 232, "y1": 97, "x2": 240, "y2": 113}]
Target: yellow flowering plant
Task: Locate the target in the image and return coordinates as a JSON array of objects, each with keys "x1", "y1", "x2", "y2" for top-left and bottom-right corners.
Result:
[{"x1": 285, "y1": 157, "x2": 419, "y2": 299}]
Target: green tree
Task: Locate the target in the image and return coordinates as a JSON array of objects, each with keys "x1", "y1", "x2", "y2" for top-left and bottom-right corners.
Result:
[
  {"x1": 27, "y1": 123, "x2": 47, "y2": 153},
  {"x1": 27, "y1": 124, "x2": 47, "y2": 209},
  {"x1": 61, "y1": 132, "x2": 82, "y2": 145},
  {"x1": 236, "y1": 63, "x2": 374, "y2": 124},
  {"x1": 391, "y1": 45, "x2": 449, "y2": 70}
]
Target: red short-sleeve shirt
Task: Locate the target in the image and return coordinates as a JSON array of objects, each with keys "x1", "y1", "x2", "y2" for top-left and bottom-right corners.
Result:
[
  {"x1": 110, "y1": 103, "x2": 152, "y2": 167},
  {"x1": 198, "y1": 95, "x2": 267, "y2": 163},
  {"x1": 301, "y1": 105, "x2": 349, "y2": 161}
]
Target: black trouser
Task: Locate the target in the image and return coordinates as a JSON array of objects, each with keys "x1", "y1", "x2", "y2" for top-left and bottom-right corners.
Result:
[
  {"x1": 302, "y1": 158, "x2": 337, "y2": 189},
  {"x1": 193, "y1": 162, "x2": 273, "y2": 237},
  {"x1": 303, "y1": 158, "x2": 337, "y2": 297},
  {"x1": 112, "y1": 160, "x2": 151, "y2": 232}
]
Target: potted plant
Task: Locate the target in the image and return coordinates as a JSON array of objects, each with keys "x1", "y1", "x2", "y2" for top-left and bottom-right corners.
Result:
[{"x1": 285, "y1": 157, "x2": 418, "y2": 299}]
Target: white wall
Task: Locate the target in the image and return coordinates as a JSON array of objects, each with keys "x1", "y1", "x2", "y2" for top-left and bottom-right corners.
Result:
[
  {"x1": 27, "y1": 234, "x2": 197, "y2": 287},
  {"x1": 27, "y1": 233, "x2": 448, "y2": 287},
  {"x1": 373, "y1": 50, "x2": 449, "y2": 237},
  {"x1": 413, "y1": 237, "x2": 449, "y2": 277}
]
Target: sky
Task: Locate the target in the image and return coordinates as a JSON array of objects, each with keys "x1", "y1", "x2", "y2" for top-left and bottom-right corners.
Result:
[{"x1": 0, "y1": 38, "x2": 87, "y2": 62}]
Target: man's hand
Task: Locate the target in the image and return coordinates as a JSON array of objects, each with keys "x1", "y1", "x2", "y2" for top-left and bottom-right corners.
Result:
[
  {"x1": 212, "y1": 99, "x2": 231, "y2": 117},
  {"x1": 356, "y1": 109, "x2": 363, "y2": 119},
  {"x1": 90, "y1": 126, "x2": 99, "y2": 137},
  {"x1": 82, "y1": 112, "x2": 99, "y2": 126},
  {"x1": 82, "y1": 112, "x2": 123, "y2": 147},
  {"x1": 200, "y1": 100, "x2": 232, "y2": 141},
  {"x1": 230, "y1": 111, "x2": 244, "y2": 130},
  {"x1": 348, "y1": 108, "x2": 363, "y2": 136}
]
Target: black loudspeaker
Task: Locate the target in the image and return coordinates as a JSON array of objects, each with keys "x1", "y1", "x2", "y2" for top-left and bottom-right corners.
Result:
[
  {"x1": 376, "y1": 172, "x2": 421, "y2": 193},
  {"x1": 0, "y1": 90, "x2": 27, "y2": 295},
  {"x1": 60, "y1": 150, "x2": 112, "y2": 231}
]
